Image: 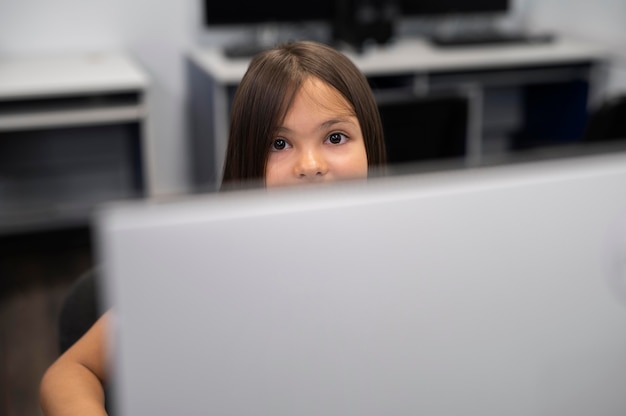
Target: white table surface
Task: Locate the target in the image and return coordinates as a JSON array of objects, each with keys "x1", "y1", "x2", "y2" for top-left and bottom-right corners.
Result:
[
  {"x1": 190, "y1": 36, "x2": 610, "y2": 84},
  {"x1": 0, "y1": 51, "x2": 149, "y2": 100}
]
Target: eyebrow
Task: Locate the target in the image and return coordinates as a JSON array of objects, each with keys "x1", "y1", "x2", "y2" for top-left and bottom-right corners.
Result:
[{"x1": 277, "y1": 117, "x2": 357, "y2": 134}]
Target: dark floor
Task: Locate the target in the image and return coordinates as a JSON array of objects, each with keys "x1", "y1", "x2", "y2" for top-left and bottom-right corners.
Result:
[{"x1": 0, "y1": 227, "x2": 94, "y2": 416}]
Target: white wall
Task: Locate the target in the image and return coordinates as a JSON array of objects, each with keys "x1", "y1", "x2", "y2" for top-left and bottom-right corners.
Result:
[
  {"x1": 523, "y1": 0, "x2": 625, "y2": 47},
  {"x1": 522, "y1": 0, "x2": 626, "y2": 95},
  {"x1": 0, "y1": 1, "x2": 123, "y2": 54}
]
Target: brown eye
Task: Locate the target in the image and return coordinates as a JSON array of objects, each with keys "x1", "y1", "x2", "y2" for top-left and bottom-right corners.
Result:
[
  {"x1": 327, "y1": 133, "x2": 347, "y2": 145},
  {"x1": 271, "y1": 138, "x2": 287, "y2": 151}
]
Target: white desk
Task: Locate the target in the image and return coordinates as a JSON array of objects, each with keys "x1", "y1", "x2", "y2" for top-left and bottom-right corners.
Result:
[
  {"x1": 0, "y1": 52, "x2": 148, "y2": 99},
  {"x1": 0, "y1": 52, "x2": 151, "y2": 234},
  {"x1": 188, "y1": 37, "x2": 609, "y2": 190},
  {"x1": 191, "y1": 37, "x2": 608, "y2": 83}
]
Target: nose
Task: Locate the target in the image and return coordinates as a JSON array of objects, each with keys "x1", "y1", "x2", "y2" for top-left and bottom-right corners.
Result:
[{"x1": 295, "y1": 148, "x2": 328, "y2": 180}]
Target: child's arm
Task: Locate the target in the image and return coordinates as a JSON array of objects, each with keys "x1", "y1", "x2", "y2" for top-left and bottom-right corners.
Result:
[{"x1": 40, "y1": 310, "x2": 112, "y2": 416}]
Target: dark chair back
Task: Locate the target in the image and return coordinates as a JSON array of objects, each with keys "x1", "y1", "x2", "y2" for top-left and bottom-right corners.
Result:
[
  {"x1": 378, "y1": 94, "x2": 468, "y2": 165},
  {"x1": 583, "y1": 94, "x2": 626, "y2": 142}
]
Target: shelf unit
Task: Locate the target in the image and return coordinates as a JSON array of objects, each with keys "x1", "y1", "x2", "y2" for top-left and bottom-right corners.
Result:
[{"x1": 0, "y1": 52, "x2": 150, "y2": 235}]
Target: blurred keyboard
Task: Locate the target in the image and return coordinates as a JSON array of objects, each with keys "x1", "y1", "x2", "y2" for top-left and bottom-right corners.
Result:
[{"x1": 430, "y1": 32, "x2": 555, "y2": 48}]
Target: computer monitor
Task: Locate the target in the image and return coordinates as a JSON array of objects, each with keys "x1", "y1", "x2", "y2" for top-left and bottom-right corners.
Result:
[
  {"x1": 398, "y1": 0, "x2": 543, "y2": 48},
  {"x1": 400, "y1": 0, "x2": 509, "y2": 17},
  {"x1": 203, "y1": 0, "x2": 334, "y2": 26},
  {"x1": 203, "y1": 0, "x2": 335, "y2": 57},
  {"x1": 98, "y1": 151, "x2": 626, "y2": 415}
]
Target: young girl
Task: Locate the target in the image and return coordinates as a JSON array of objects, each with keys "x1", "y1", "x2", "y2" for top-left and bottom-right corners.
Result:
[
  {"x1": 39, "y1": 40, "x2": 387, "y2": 416},
  {"x1": 222, "y1": 40, "x2": 386, "y2": 189}
]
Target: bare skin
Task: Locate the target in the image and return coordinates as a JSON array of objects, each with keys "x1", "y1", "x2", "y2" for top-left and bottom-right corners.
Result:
[{"x1": 39, "y1": 310, "x2": 111, "y2": 416}]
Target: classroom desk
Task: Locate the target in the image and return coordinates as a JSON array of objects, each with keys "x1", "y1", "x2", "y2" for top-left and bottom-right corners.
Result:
[
  {"x1": 188, "y1": 36, "x2": 609, "y2": 190},
  {"x1": 0, "y1": 52, "x2": 151, "y2": 234}
]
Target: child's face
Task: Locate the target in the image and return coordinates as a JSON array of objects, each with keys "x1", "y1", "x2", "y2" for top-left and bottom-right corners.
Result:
[{"x1": 265, "y1": 77, "x2": 368, "y2": 188}]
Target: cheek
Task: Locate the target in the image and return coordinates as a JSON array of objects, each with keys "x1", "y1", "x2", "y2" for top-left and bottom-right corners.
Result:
[
  {"x1": 264, "y1": 157, "x2": 287, "y2": 187},
  {"x1": 335, "y1": 144, "x2": 369, "y2": 178}
]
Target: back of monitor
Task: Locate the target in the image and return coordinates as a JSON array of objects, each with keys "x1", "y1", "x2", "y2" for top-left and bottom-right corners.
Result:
[{"x1": 97, "y1": 152, "x2": 626, "y2": 416}]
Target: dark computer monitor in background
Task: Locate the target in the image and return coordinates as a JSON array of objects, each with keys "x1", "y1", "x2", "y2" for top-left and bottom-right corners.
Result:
[
  {"x1": 333, "y1": 0, "x2": 513, "y2": 51},
  {"x1": 203, "y1": 0, "x2": 335, "y2": 57},
  {"x1": 398, "y1": 0, "x2": 552, "y2": 47},
  {"x1": 204, "y1": 0, "x2": 398, "y2": 55},
  {"x1": 400, "y1": 0, "x2": 509, "y2": 16},
  {"x1": 204, "y1": 0, "x2": 334, "y2": 26},
  {"x1": 333, "y1": 0, "x2": 397, "y2": 52}
]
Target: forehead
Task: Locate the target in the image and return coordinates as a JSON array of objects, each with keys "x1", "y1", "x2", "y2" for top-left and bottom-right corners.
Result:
[{"x1": 293, "y1": 76, "x2": 355, "y2": 117}]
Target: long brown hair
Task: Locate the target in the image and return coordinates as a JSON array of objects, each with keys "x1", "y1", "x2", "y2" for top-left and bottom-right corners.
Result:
[{"x1": 221, "y1": 41, "x2": 386, "y2": 190}]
